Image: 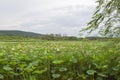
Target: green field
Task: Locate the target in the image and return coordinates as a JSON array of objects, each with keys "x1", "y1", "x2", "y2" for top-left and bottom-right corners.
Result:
[{"x1": 0, "y1": 41, "x2": 120, "y2": 80}]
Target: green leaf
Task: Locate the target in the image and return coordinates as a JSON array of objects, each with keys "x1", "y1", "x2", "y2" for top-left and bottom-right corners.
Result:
[
  {"x1": 87, "y1": 70, "x2": 96, "y2": 75},
  {"x1": 102, "y1": 65, "x2": 108, "y2": 69},
  {"x1": 112, "y1": 67, "x2": 119, "y2": 71},
  {"x1": 59, "y1": 67, "x2": 67, "y2": 72},
  {"x1": 3, "y1": 65, "x2": 13, "y2": 71},
  {"x1": 96, "y1": 77, "x2": 103, "y2": 80},
  {"x1": 70, "y1": 58, "x2": 78, "y2": 63},
  {"x1": 0, "y1": 74, "x2": 4, "y2": 79},
  {"x1": 52, "y1": 74, "x2": 60, "y2": 78},
  {"x1": 52, "y1": 60, "x2": 64, "y2": 64},
  {"x1": 29, "y1": 61, "x2": 39, "y2": 67},
  {"x1": 98, "y1": 73, "x2": 107, "y2": 77},
  {"x1": 33, "y1": 68, "x2": 47, "y2": 74}
]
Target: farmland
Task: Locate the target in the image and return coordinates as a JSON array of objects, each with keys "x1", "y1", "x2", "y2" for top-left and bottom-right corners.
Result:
[{"x1": 0, "y1": 40, "x2": 120, "y2": 80}]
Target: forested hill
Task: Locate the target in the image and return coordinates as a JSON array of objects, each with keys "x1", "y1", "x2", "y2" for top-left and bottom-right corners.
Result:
[{"x1": 0, "y1": 30, "x2": 43, "y2": 37}]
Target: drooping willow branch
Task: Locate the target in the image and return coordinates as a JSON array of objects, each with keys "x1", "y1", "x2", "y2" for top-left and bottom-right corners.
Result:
[{"x1": 81, "y1": 0, "x2": 120, "y2": 37}]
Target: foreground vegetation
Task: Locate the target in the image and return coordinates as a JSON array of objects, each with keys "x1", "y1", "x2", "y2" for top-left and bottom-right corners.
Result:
[{"x1": 0, "y1": 40, "x2": 120, "y2": 80}]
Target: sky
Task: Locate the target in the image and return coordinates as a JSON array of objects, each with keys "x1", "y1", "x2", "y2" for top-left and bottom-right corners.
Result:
[{"x1": 0, "y1": 0, "x2": 97, "y2": 36}]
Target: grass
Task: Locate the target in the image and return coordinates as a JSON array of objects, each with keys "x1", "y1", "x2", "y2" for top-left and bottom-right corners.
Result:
[{"x1": 0, "y1": 40, "x2": 120, "y2": 80}]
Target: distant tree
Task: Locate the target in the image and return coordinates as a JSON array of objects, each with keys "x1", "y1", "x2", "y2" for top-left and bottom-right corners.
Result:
[{"x1": 81, "y1": 0, "x2": 120, "y2": 37}]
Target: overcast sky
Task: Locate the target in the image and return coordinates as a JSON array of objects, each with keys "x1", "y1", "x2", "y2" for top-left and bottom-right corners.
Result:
[{"x1": 0, "y1": 0, "x2": 97, "y2": 36}]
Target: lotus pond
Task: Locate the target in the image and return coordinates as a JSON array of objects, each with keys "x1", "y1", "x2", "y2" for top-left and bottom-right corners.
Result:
[{"x1": 0, "y1": 41, "x2": 120, "y2": 80}]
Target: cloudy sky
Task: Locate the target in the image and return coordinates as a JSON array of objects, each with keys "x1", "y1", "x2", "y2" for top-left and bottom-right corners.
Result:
[{"x1": 0, "y1": 0, "x2": 97, "y2": 36}]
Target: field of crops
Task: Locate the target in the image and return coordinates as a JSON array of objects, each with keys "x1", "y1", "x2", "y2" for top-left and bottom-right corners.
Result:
[{"x1": 0, "y1": 41, "x2": 120, "y2": 80}]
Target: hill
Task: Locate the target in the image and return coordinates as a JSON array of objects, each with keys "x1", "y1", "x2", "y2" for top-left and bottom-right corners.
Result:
[{"x1": 0, "y1": 30, "x2": 43, "y2": 38}]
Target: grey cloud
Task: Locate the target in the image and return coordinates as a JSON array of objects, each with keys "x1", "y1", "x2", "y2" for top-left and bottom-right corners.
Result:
[
  {"x1": 0, "y1": 0, "x2": 96, "y2": 36},
  {"x1": 56, "y1": 7, "x2": 95, "y2": 27},
  {"x1": 0, "y1": 0, "x2": 26, "y2": 14},
  {"x1": 20, "y1": 5, "x2": 95, "y2": 28},
  {"x1": 19, "y1": 20, "x2": 51, "y2": 27}
]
